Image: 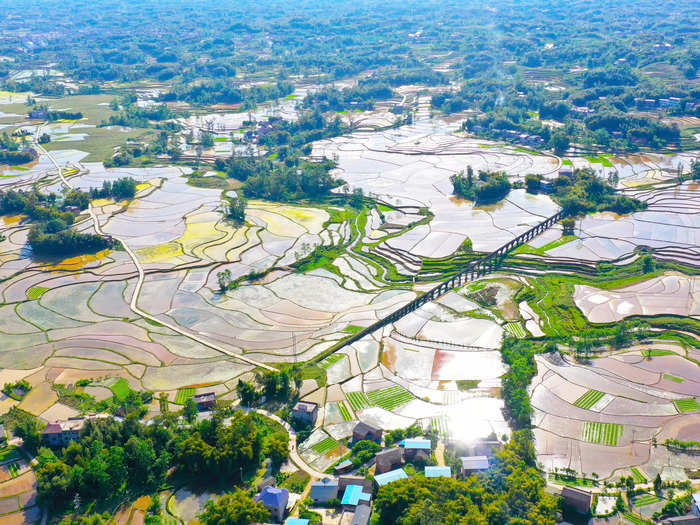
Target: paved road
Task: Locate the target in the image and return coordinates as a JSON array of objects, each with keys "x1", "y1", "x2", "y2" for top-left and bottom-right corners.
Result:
[
  {"x1": 252, "y1": 409, "x2": 328, "y2": 479},
  {"x1": 34, "y1": 128, "x2": 274, "y2": 371}
]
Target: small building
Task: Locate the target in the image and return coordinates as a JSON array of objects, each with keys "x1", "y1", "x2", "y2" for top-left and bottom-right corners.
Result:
[
  {"x1": 334, "y1": 459, "x2": 354, "y2": 474},
  {"x1": 693, "y1": 493, "x2": 700, "y2": 516},
  {"x1": 41, "y1": 417, "x2": 86, "y2": 447},
  {"x1": 561, "y1": 486, "x2": 592, "y2": 514},
  {"x1": 255, "y1": 486, "x2": 289, "y2": 523},
  {"x1": 310, "y1": 477, "x2": 339, "y2": 503},
  {"x1": 460, "y1": 456, "x2": 490, "y2": 476},
  {"x1": 351, "y1": 505, "x2": 371, "y2": 525},
  {"x1": 341, "y1": 484, "x2": 371, "y2": 511},
  {"x1": 374, "y1": 468, "x2": 408, "y2": 488},
  {"x1": 559, "y1": 166, "x2": 574, "y2": 178},
  {"x1": 291, "y1": 401, "x2": 318, "y2": 425},
  {"x1": 399, "y1": 438, "x2": 432, "y2": 461},
  {"x1": 352, "y1": 422, "x2": 382, "y2": 444},
  {"x1": 192, "y1": 392, "x2": 216, "y2": 411},
  {"x1": 375, "y1": 447, "x2": 403, "y2": 474},
  {"x1": 338, "y1": 475, "x2": 373, "y2": 494},
  {"x1": 425, "y1": 466, "x2": 451, "y2": 478}
]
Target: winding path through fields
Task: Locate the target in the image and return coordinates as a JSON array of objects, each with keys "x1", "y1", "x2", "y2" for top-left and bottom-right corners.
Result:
[{"x1": 34, "y1": 126, "x2": 275, "y2": 371}]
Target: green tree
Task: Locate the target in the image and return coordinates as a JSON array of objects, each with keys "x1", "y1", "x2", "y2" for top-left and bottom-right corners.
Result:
[
  {"x1": 265, "y1": 432, "x2": 289, "y2": 468},
  {"x1": 217, "y1": 269, "x2": 233, "y2": 291},
  {"x1": 14, "y1": 414, "x2": 42, "y2": 454},
  {"x1": 654, "y1": 473, "x2": 663, "y2": 493},
  {"x1": 199, "y1": 489, "x2": 269, "y2": 525},
  {"x1": 236, "y1": 379, "x2": 258, "y2": 406},
  {"x1": 550, "y1": 132, "x2": 570, "y2": 155},
  {"x1": 642, "y1": 255, "x2": 655, "y2": 274},
  {"x1": 184, "y1": 397, "x2": 198, "y2": 423}
]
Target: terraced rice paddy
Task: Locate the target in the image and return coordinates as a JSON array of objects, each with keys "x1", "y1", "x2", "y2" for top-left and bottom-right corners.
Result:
[
  {"x1": 632, "y1": 493, "x2": 663, "y2": 507},
  {"x1": 630, "y1": 467, "x2": 647, "y2": 483},
  {"x1": 346, "y1": 391, "x2": 371, "y2": 411},
  {"x1": 366, "y1": 385, "x2": 414, "y2": 411},
  {"x1": 161, "y1": 513, "x2": 180, "y2": 525},
  {"x1": 431, "y1": 416, "x2": 449, "y2": 438},
  {"x1": 312, "y1": 437, "x2": 339, "y2": 454},
  {"x1": 0, "y1": 448, "x2": 19, "y2": 463},
  {"x1": 504, "y1": 322, "x2": 526, "y2": 338},
  {"x1": 26, "y1": 286, "x2": 48, "y2": 300},
  {"x1": 337, "y1": 401, "x2": 352, "y2": 421},
  {"x1": 623, "y1": 513, "x2": 653, "y2": 525},
  {"x1": 6, "y1": 462, "x2": 20, "y2": 478},
  {"x1": 574, "y1": 390, "x2": 605, "y2": 409},
  {"x1": 663, "y1": 374, "x2": 684, "y2": 383},
  {"x1": 581, "y1": 422, "x2": 622, "y2": 446},
  {"x1": 321, "y1": 354, "x2": 345, "y2": 369},
  {"x1": 673, "y1": 398, "x2": 700, "y2": 413},
  {"x1": 175, "y1": 388, "x2": 196, "y2": 405}
]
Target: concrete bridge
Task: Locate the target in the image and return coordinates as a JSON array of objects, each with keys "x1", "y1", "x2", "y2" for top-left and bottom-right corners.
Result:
[{"x1": 326, "y1": 210, "x2": 565, "y2": 354}]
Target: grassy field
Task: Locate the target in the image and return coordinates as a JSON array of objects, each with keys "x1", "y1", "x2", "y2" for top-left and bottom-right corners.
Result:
[
  {"x1": 585, "y1": 155, "x2": 614, "y2": 167},
  {"x1": 630, "y1": 467, "x2": 647, "y2": 483},
  {"x1": 346, "y1": 391, "x2": 371, "y2": 411},
  {"x1": 320, "y1": 354, "x2": 344, "y2": 369},
  {"x1": 161, "y1": 513, "x2": 180, "y2": 525},
  {"x1": 366, "y1": 385, "x2": 414, "y2": 411},
  {"x1": 673, "y1": 398, "x2": 700, "y2": 413},
  {"x1": 663, "y1": 373, "x2": 684, "y2": 383},
  {"x1": 343, "y1": 325, "x2": 364, "y2": 334},
  {"x1": 337, "y1": 401, "x2": 352, "y2": 421},
  {"x1": 632, "y1": 493, "x2": 663, "y2": 507},
  {"x1": 574, "y1": 389, "x2": 605, "y2": 409},
  {"x1": 110, "y1": 378, "x2": 131, "y2": 401},
  {"x1": 504, "y1": 322, "x2": 527, "y2": 338},
  {"x1": 512, "y1": 235, "x2": 577, "y2": 256},
  {"x1": 581, "y1": 422, "x2": 622, "y2": 446},
  {"x1": 26, "y1": 286, "x2": 49, "y2": 299},
  {"x1": 175, "y1": 387, "x2": 196, "y2": 405},
  {"x1": 312, "y1": 437, "x2": 339, "y2": 455}
]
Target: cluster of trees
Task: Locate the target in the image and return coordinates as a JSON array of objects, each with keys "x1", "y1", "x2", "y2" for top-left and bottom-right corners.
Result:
[
  {"x1": 162, "y1": 81, "x2": 294, "y2": 107},
  {"x1": 373, "y1": 431, "x2": 558, "y2": 525},
  {"x1": 243, "y1": 159, "x2": 340, "y2": 201},
  {"x1": 552, "y1": 168, "x2": 646, "y2": 215},
  {"x1": 34, "y1": 409, "x2": 287, "y2": 516},
  {"x1": 236, "y1": 367, "x2": 301, "y2": 406},
  {"x1": 88, "y1": 177, "x2": 138, "y2": 200},
  {"x1": 451, "y1": 166, "x2": 512, "y2": 203},
  {"x1": 101, "y1": 102, "x2": 175, "y2": 128},
  {"x1": 303, "y1": 81, "x2": 394, "y2": 112},
  {"x1": 0, "y1": 132, "x2": 36, "y2": 165},
  {"x1": 28, "y1": 225, "x2": 113, "y2": 258}
]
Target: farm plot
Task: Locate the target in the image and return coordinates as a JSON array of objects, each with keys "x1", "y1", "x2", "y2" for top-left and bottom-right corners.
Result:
[
  {"x1": 673, "y1": 398, "x2": 700, "y2": 413},
  {"x1": 110, "y1": 378, "x2": 131, "y2": 401},
  {"x1": 431, "y1": 415, "x2": 449, "y2": 438},
  {"x1": 366, "y1": 385, "x2": 415, "y2": 411},
  {"x1": 574, "y1": 390, "x2": 605, "y2": 410},
  {"x1": 631, "y1": 467, "x2": 647, "y2": 483},
  {"x1": 504, "y1": 322, "x2": 526, "y2": 338},
  {"x1": 175, "y1": 387, "x2": 196, "y2": 405},
  {"x1": 6, "y1": 462, "x2": 20, "y2": 478},
  {"x1": 632, "y1": 493, "x2": 663, "y2": 507},
  {"x1": 346, "y1": 391, "x2": 371, "y2": 411},
  {"x1": 337, "y1": 401, "x2": 352, "y2": 421},
  {"x1": 581, "y1": 422, "x2": 622, "y2": 446},
  {"x1": 0, "y1": 448, "x2": 20, "y2": 463},
  {"x1": 312, "y1": 437, "x2": 339, "y2": 454}
]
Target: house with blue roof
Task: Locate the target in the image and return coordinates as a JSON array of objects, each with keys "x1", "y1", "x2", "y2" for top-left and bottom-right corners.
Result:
[
  {"x1": 692, "y1": 493, "x2": 700, "y2": 516},
  {"x1": 341, "y1": 484, "x2": 372, "y2": 511},
  {"x1": 425, "y1": 465, "x2": 451, "y2": 478},
  {"x1": 255, "y1": 485, "x2": 289, "y2": 522},
  {"x1": 310, "y1": 477, "x2": 339, "y2": 503},
  {"x1": 374, "y1": 467, "x2": 408, "y2": 487},
  {"x1": 399, "y1": 438, "x2": 432, "y2": 461}
]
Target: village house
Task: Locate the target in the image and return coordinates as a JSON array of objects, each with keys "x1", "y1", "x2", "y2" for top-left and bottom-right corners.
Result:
[
  {"x1": 460, "y1": 455, "x2": 490, "y2": 477},
  {"x1": 374, "y1": 447, "x2": 403, "y2": 474},
  {"x1": 192, "y1": 392, "x2": 216, "y2": 411},
  {"x1": 310, "y1": 477, "x2": 339, "y2": 503},
  {"x1": 561, "y1": 485, "x2": 592, "y2": 514},
  {"x1": 352, "y1": 422, "x2": 382, "y2": 444},
  {"x1": 291, "y1": 401, "x2": 318, "y2": 425},
  {"x1": 255, "y1": 486, "x2": 289, "y2": 523}
]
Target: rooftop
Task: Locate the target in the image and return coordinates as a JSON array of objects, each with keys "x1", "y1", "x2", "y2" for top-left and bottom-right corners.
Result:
[
  {"x1": 460, "y1": 456, "x2": 489, "y2": 470},
  {"x1": 285, "y1": 519, "x2": 310, "y2": 525},
  {"x1": 255, "y1": 486, "x2": 289, "y2": 508},
  {"x1": 425, "y1": 466, "x2": 451, "y2": 478},
  {"x1": 341, "y1": 484, "x2": 371, "y2": 506},
  {"x1": 400, "y1": 438, "x2": 431, "y2": 450},
  {"x1": 293, "y1": 401, "x2": 318, "y2": 413},
  {"x1": 374, "y1": 468, "x2": 408, "y2": 486}
]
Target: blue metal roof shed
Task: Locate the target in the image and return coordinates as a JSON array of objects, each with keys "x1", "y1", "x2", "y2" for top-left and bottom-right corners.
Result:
[
  {"x1": 425, "y1": 466, "x2": 451, "y2": 478},
  {"x1": 374, "y1": 468, "x2": 408, "y2": 486},
  {"x1": 342, "y1": 484, "x2": 371, "y2": 506},
  {"x1": 399, "y1": 438, "x2": 431, "y2": 450},
  {"x1": 286, "y1": 519, "x2": 310, "y2": 525}
]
